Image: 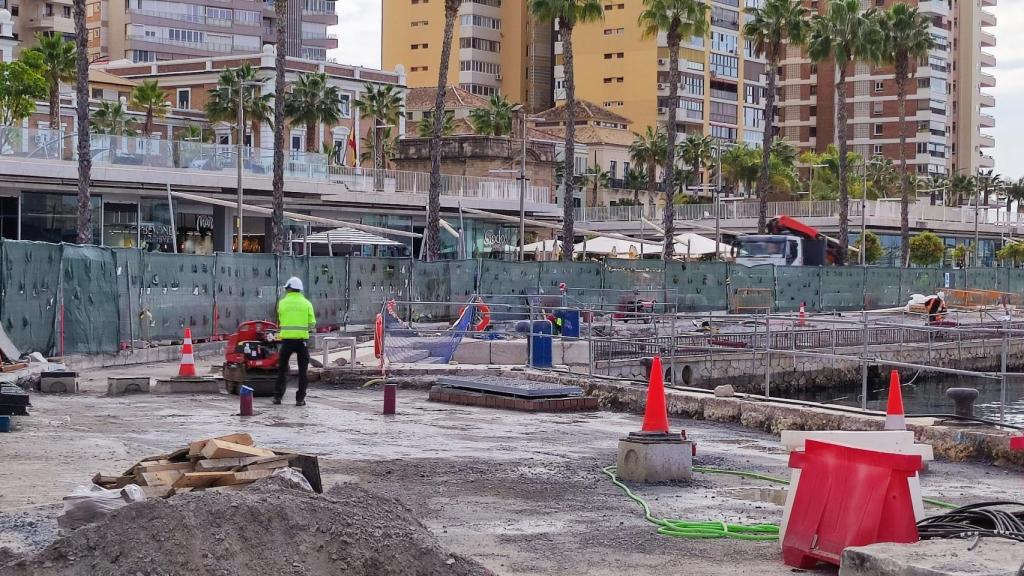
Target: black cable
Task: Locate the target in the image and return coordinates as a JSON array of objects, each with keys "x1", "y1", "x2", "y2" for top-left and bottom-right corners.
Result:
[{"x1": 918, "y1": 502, "x2": 1024, "y2": 543}]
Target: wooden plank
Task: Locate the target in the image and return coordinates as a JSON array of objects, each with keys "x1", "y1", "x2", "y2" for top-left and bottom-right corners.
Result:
[
  {"x1": 92, "y1": 473, "x2": 124, "y2": 487},
  {"x1": 140, "y1": 470, "x2": 185, "y2": 487},
  {"x1": 139, "y1": 485, "x2": 173, "y2": 499},
  {"x1": 196, "y1": 457, "x2": 263, "y2": 472},
  {"x1": 188, "y1": 433, "x2": 255, "y2": 457},
  {"x1": 1, "y1": 363, "x2": 27, "y2": 373},
  {"x1": 200, "y1": 439, "x2": 275, "y2": 460},
  {"x1": 213, "y1": 469, "x2": 273, "y2": 487},
  {"x1": 137, "y1": 461, "x2": 195, "y2": 474},
  {"x1": 172, "y1": 472, "x2": 235, "y2": 489},
  {"x1": 240, "y1": 455, "x2": 295, "y2": 471},
  {"x1": 164, "y1": 448, "x2": 191, "y2": 462},
  {"x1": 202, "y1": 485, "x2": 247, "y2": 492}
]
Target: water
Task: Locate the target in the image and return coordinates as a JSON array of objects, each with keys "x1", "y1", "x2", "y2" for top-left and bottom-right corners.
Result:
[{"x1": 783, "y1": 373, "x2": 1024, "y2": 427}]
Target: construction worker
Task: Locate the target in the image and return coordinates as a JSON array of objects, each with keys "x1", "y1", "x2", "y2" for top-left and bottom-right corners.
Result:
[
  {"x1": 925, "y1": 291, "x2": 947, "y2": 324},
  {"x1": 275, "y1": 276, "x2": 316, "y2": 406}
]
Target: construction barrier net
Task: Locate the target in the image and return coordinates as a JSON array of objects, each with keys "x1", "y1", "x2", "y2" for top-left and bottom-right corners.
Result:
[{"x1": 1, "y1": 238, "x2": 1021, "y2": 357}]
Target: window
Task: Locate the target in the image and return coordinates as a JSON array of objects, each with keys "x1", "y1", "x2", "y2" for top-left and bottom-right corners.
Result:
[
  {"x1": 809, "y1": 126, "x2": 817, "y2": 138},
  {"x1": 459, "y1": 37, "x2": 499, "y2": 51},
  {"x1": 609, "y1": 161, "x2": 617, "y2": 179},
  {"x1": 91, "y1": 87, "x2": 102, "y2": 98},
  {"x1": 603, "y1": 52, "x2": 624, "y2": 59},
  {"x1": 205, "y1": 6, "x2": 232, "y2": 24},
  {"x1": 21, "y1": 193, "x2": 101, "y2": 244},
  {"x1": 131, "y1": 50, "x2": 155, "y2": 62},
  {"x1": 873, "y1": 123, "x2": 883, "y2": 136},
  {"x1": 711, "y1": 32, "x2": 738, "y2": 54},
  {"x1": 874, "y1": 80, "x2": 884, "y2": 92},
  {"x1": 235, "y1": 9, "x2": 260, "y2": 25},
  {"x1": 810, "y1": 105, "x2": 817, "y2": 116},
  {"x1": 62, "y1": 5, "x2": 70, "y2": 17},
  {"x1": 410, "y1": 66, "x2": 428, "y2": 72},
  {"x1": 710, "y1": 125, "x2": 737, "y2": 142},
  {"x1": 410, "y1": 20, "x2": 428, "y2": 26},
  {"x1": 711, "y1": 6, "x2": 739, "y2": 29},
  {"x1": 873, "y1": 101, "x2": 883, "y2": 115},
  {"x1": 744, "y1": 106, "x2": 762, "y2": 129},
  {"x1": 291, "y1": 134, "x2": 302, "y2": 151},
  {"x1": 460, "y1": 60, "x2": 500, "y2": 74},
  {"x1": 603, "y1": 27, "x2": 624, "y2": 35},
  {"x1": 809, "y1": 85, "x2": 817, "y2": 96},
  {"x1": 410, "y1": 43, "x2": 428, "y2": 49},
  {"x1": 710, "y1": 101, "x2": 738, "y2": 124},
  {"x1": 44, "y1": 3, "x2": 53, "y2": 16},
  {"x1": 684, "y1": 75, "x2": 704, "y2": 96},
  {"x1": 873, "y1": 144, "x2": 883, "y2": 156},
  {"x1": 177, "y1": 88, "x2": 190, "y2": 109},
  {"x1": 744, "y1": 84, "x2": 761, "y2": 104},
  {"x1": 338, "y1": 94, "x2": 351, "y2": 118},
  {"x1": 460, "y1": 14, "x2": 500, "y2": 28},
  {"x1": 709, "y1": 53, "x2": 738, "y2": 78},
  {"x1": 916, "y1": 142, "x2": 927, "y2": 154},
  {"x1": 168, "y1": 28, "x2": 205, "y2": 43}
]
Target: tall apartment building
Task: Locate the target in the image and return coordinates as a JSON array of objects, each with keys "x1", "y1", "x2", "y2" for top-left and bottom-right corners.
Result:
[
  {"x1": 78, "y1": 0, "x2": 337, "y2": 63},
  {"x1": 554, "y1": 1, "x2": 770, "y2": 151},
  {"x1": 381, "y1": 0, "x2": 554, "y2": 112},
  {"x1": 776, "y1": 0, "x2": 993, "y2": 178}
]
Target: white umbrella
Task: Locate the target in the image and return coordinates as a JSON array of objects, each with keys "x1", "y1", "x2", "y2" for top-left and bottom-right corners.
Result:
[
  {"x1": 573, "y1": 236, "x2": 662, "y2": 257},
  {"x1": 672, "y1": 232, "x2": 731, "y2": 258}
]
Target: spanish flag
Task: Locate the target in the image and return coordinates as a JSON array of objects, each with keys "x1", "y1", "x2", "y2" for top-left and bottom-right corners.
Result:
[{"x1": 346, "y1": 131, "x2": 357, "y2": 167}]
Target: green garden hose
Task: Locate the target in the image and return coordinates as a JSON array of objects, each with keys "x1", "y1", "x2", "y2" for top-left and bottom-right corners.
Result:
[
  {"x1": 603, "y1": 463, "x2": 961, "y2": 541},
  {"x1": 602, "y1": 466, "x2": 781, "y2": 540}
]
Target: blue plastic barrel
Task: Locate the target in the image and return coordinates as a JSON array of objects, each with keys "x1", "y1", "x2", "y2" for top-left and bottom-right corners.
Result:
[
  {"x1": 0, "y1": 415, "x2": 11, "y2": 433},
  {"x1": 530, "y1": 320, "x2": 553, "y2": 368},
  {"x1": 555, "y1": 309, "x2": 581, "y2": 339}
]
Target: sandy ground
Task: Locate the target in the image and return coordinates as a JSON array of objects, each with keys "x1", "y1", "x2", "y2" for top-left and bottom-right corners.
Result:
[{"x1": 1, "y1": 359, "x2": 1021, "y2": 576}]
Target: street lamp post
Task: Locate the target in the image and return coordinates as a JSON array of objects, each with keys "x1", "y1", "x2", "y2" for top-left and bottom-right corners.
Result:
[
  {"x1": 235, "y1": 80, "x2": 263, "y2": 253},
  {"x1": 860, "y1": 158, "x2": 885, "y2": 266},
  {"x1": 491, "y1": 109, "x2": 542, "y2": 261}
]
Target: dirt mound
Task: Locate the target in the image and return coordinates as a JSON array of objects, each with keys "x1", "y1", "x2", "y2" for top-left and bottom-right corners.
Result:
[{"x1": 0, "y1": 478, "x2": 492, "y2": 576}]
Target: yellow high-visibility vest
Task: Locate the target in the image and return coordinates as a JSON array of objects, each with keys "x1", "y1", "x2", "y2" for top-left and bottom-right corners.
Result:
[{"x1": 277, "y1": 292, "x2": 316, "y2": 340}]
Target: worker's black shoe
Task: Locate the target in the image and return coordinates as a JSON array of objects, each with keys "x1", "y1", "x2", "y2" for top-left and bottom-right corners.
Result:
[
  {"x1": 296, "y1": 400, "x2": 306, "y2": 407},
  {"x1": 272, "y1": 397, "x2": 282, "y2": 405}
]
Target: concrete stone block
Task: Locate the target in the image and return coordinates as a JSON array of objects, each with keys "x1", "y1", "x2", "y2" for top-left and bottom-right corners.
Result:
[
  {"x1": 452, "y1": 339, "x2": 491, "y2": 365},
  {"x1": 617, "y1": 436, "x2": 693, "y2": 483},
  {"x1": 840, "y1": 539, "x2": 1024, "y2": 576},
  {"x1": 107, "y1": 376, "x2": 151, "y2": 396},
  {"x1": 714, "y1": 385, "x2": 735, "y2": 397},
  {"x1": 40, "y1": 371, "x2": 78, "y2": 394},
  {"x1": 490, "y1": 341, "x2": 528, "y2": 365},
  {"x1": 152, "y1": 377, "x2": 223, "y2": 394},
  {"x1": 561, "y1": 341, "x2": 590, "y2": 367}
]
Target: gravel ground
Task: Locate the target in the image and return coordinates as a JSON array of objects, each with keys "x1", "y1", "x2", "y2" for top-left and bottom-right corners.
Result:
[{"x1": 0, "y1": 358, "x2": 1020, "y2": 575}]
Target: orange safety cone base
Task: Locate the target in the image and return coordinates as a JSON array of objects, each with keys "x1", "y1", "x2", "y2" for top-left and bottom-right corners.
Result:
[
  {"x1": 178, "y1": 328, "x2": 197, "y2": 377},
  {"x1": 884, "y1": 369, "x2": 906, "y2": 431},
  {"x1": 640, "y1": 356, "x2": 671, "y2": 434}
]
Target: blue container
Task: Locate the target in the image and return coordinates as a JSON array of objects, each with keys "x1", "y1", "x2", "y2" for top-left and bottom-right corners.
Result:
[
  {"x1": 554, "y1": 309, "x2": 581, "y2": 339},
  {"x1": 239, "y1": 385, "x2": 254, "y2": 396},
  {"x1": 0, "y1": 415, "x2": 11, "y2": 432},
  {"x1": 530, "y1": 320, "x2": 553, "y2": 368}
]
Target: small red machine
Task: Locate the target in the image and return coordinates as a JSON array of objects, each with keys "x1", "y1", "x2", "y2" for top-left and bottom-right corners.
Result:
[{"x1": 223, "y1": 321, "x2": 281, "y2": 396}]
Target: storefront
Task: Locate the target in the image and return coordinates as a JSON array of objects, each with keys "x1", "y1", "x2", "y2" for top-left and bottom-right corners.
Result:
[{"x1": 21, "y1": 192, "x2": 102, "y2": 244}]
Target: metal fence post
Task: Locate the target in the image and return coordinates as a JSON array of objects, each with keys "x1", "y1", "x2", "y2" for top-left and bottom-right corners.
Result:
[
  {"x1": 764, "y1": 310, "x2": 771, "y2": 398},
  {"x1": 861, "y1": 310, "x2": 868, "y2": 411},
  {"x1": 670, "y1": 306, "x2": 676, "y2": 386},
  {"x1": 1001, "y1": 316, "x2": 1009, "y2": 423}
]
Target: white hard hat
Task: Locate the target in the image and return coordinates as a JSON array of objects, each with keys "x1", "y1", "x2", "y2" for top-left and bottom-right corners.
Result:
[
  {"x1": 937, "y1": 291, "x2": 945, "y2": 300},
  {"x1": 284, "y1": 276, "x2": 304, "y2": 291}
]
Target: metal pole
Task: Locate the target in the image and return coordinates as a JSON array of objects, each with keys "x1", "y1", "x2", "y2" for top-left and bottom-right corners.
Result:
[
  {"x1": 861, "y1": 310, "x2": 868, "y2": 411},
  {"x1": 236, "y1": 85, "x2": 244, "y2": 253},
  {"x1": 974, "y1": 186, "x2": 981, "y2": 266},
  {"x1": 166, "y1": 183, "x2": 178, "y2": 253},
  {"x1": 670, "y1": 306, "x2": 676, "y2": 386},
  {"x1": 1001, "y1": 316, "x2": 1009, "y2": 423},
  {"x1": 764, "y1": 310, "x2": 771, "y2": 398},
  {"x1": 715, "y1": 139, "x2": 721, "y2": 258},
  {"x1": 519, "y1": 108, "x2": 527, "y2": 262},
  {"x1": 861, "y1": 165, "x2": 867, "y2": 266}
]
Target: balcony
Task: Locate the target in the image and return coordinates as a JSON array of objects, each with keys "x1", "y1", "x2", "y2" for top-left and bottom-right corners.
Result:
[
  {"x1": 980, "y1": 93, "x2": 995, "y2": 108},
  {"x1": 980, "y1": 9, "x2": 996, "y2": 27},
  {"x1": 979, "y1": 133, "x2": 995, "y2": 148},
  {"x1": 980, "y1": 71, "x2": 996, "y2": 88},
  {"x1": 25, "y1": 13, "x2": 75, "y2": 34},
  {"x1": 980, "y1": 51, "x2": 996, "y2": 68},
  {"x1": 129, "y1": 9, "x2": 262, "y2": 31},
  {"x1": 127, "y1": 34, "x2": 235, "y2": 53},
  {"x1": 981, "y1": 0, "x2": 995, "y2": 6},
  {"x1": 979, "y1": 30, "x2": 996, "y2": 47},
  {"x1": 979, "y1": 153, "x2": 995, "y2": 168},
  {"x1": 980, "y1": 113, "x2": 995, "y2": 128},
  {"x1": 917, "y1": 0, "x2": 949, "y2": 16},
  {"x1": 302, "y1": 0, "x2": 335, "y2": 14},
  {"x1": 301, "y1": 31, "x2": 338, "y2": 48}
]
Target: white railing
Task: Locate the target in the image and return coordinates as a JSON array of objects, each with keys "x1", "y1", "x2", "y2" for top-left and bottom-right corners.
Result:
[{"x1": 0, "y1": 127, "x2": 555, "y2": 206}]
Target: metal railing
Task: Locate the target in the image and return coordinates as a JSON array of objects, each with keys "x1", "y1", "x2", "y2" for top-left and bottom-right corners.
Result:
[{"x1": 0, "y1": 127, "x2": 556, "y2": 206}]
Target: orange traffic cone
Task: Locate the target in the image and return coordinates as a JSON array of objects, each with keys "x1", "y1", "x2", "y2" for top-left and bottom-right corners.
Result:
[
  {"x1": 798, "y1": 302, "x2": 807, "y2": 327},
  {"x1": 884, "y1": 369, "x2": 906, "y2": 430},
  {"x1": 178, "y1": 328, "x2": 197, "y2": 377},
  {"x1": 640, "y1": 356, "x2": 671, "y2": 434}
]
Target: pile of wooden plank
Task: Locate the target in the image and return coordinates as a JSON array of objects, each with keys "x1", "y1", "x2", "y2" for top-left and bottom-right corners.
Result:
[{"x1": 92, "y1": 433, "x2": 318, "y2": 497}]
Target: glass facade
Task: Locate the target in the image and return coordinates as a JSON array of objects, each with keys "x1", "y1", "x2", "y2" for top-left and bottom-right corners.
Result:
[
  {"x1": 103, "y1": 202, "x2": 139, "y2": 248},
  {"x1": 140, "y1": 198, "x2": 175, "y2": 252},
  {"x1": 21, "y1": 192, "x2": 101, "y2": 244}
]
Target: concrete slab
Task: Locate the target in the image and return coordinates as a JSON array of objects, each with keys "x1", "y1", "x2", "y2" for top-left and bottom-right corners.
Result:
[
  {"x1": 152, "y1": 377, "x2": 223, "y2": 395},
  {"x1": 616, "y1": 437, "x2": 693, "y2": 482},
  {"x1": 39, "y1": 373, "x2": 78, "y2": 394},
  {"x1": 107, "y1": 376, "x2": 151, "y2": 396},
  {"x1": 560, "y1": 341, "x2": 590, "y2": 367},
  {"x1": 840, "y1": 539, "x2": 1024, "y2": 576},
  {"x1": 452, "y1": 339, "x2": 491, "y2": 365},
  {"x1": 490, "y1": 341, "x2": 528, "y2": 365}
]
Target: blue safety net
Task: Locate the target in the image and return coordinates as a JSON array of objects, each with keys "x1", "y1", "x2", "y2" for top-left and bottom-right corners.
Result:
[{"x1": 383, "y1": 299, "x2": 476, "y2": 364}]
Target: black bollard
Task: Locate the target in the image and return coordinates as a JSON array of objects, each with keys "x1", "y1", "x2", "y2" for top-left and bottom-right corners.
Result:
[{"x1": 945, "y1": 387, "x2": 979, "y2": 419}]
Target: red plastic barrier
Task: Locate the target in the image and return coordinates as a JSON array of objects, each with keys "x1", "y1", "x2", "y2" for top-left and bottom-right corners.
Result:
[
  {"x1": 1011, "y1": 436, "x2": 1024, "y2": 452},
  {"x1": 782, "y1": 440, "x2": 922, "y2": 569}
]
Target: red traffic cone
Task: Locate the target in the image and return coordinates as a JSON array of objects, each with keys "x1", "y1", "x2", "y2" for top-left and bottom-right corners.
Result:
[
  {"x1": 640, "y1": 356, "x2": 671, "y2": 434},
  {"x1": 884, "y1": 369, "x2": 906, "y2": 430},
  {"x1": 798, "y1": 302, "x2": 807, "y2": 327},
  {"x1": 178, "y1": 328, "x2": 197, "y2": 377}
]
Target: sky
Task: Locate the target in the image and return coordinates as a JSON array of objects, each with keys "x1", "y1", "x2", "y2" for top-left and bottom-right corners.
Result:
[{"x1": 330, "y1": 0, "x2": 1021, "y2": 178}]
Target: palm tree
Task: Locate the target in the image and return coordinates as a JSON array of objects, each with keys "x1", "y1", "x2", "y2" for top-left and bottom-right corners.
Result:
[
  {"x1": 359, "y1": 126, "x2": 397, "y2": 168},
  {"x1": 424, "y1": 0, "x2": 464, "y2": 261},
  {"x1": 353, "y1": 84, "x2": 404, "y2": 171},
  {"x1": 808, "y1": 0, "x2": 880, "y2": 264},
  {"x1": 531, "y1": 0, "x2": 605, "y2": 261},
  {"x1": 322, "y1": 142, "x2": 341, "y2": 166},
  {"x1": 469, "y1": 94, "x2": 515, "y2": 136},
  {"x1": 583, "y1": 167, "x2": 610, "y2": 207},
  {"x1": 285, "y1": 71, "x2": 343, "y2": 153},
  {"x1": 865, "y1": 157, "x2": 898, "y2": 200},
  {"x1": 1007, "y1": 177, "x2": 1024, "y2": 219},
  {"x1": 173, "y1": 124, "x2": 208, "y2": 168},
  {"x1": 624, "y1": 166, "x2": 649, "y2": 200},
  {"x1": 129, "y1": 79, "x2": 169, "y2": 136},
  {"x1": 629, "y1": 126, "x2": 667, "y2": 201},
  {"x1": 24, "y1": 33, "x2": 75, "y2": 134},
  {"x1": 270, "y1": 0, "x2": 288, "y2": 254},
  {"x1": 678, "y1": 133, "x2": 714, "y2": 201},
  {"x1": 977, "y1": 169, "x2": 1002, "y2": 207},
  {"x1": 744, "y1": 0, "x2": 807, "y2": 232},
  {"x1": 204, "y1": 65, "x2": 272, "y2": 147},
  {"x1": 949, "y1": 173, "x2": 975, "y2": 207},
  {"x1": 878, "y1": 3, "x2": 932, "y2": 266},
  {"x1": 639, "y1": 0, "x2": 708, "y2": 259},
  {"x1": 73, "y1": 0, "x2": 91, "y2": 243},
  {"x1": 721, "y1": 144, "x2": 759, "y2": 197},
  {"x1": 418, "y1": 111, "x2": 455, "y2": 137},
  {"x1": 91, "y1": 100, "x2": 139, "y2": 136}
]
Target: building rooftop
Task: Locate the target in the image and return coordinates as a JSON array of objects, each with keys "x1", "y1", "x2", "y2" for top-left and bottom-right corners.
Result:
[
  {"x1": 406, "y1": 86, "x2": 489, "y2": 112},
  {"x1": 534, "y1": 125, "x2": 635, "y2": 147},
  {"x1": 534, "y1": 100, "x2": 632, "y2": 128}
]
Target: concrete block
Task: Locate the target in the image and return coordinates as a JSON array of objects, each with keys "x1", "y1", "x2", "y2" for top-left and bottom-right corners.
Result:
[
  {"x1": 39, "y1": 371, "x2": 78, "y2": 394},
  {"x1": 560, "y1": 341, "x2": 590, "y2": 367},
  {"x1": 452, "y1": 339, "x2": 491, "y2": 365},
  {"x1": 617, "y1": 436, "x2": 693, "y2": 483},
  {"x1": 490, "y1": 341, "x2": 528, "y2": 365},
  {"x1": 107, "y1": 376, "x2": 151, "y2": 396},
  {"x1": 152, "y1": 377, "x2": 223, "y2": 394},
  {"x1": 840, "y1": 539, "x2": 1024, "y2": 576}
]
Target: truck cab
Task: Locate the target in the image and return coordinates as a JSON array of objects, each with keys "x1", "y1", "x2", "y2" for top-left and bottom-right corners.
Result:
[{"x1": 733, "y1": 235, "x2": 804, "y2": 267}]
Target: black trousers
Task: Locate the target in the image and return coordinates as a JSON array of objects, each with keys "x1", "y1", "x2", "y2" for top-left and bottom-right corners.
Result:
[{"x1": 275, "y1": 339, "x2": 309, "y2": 402}]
